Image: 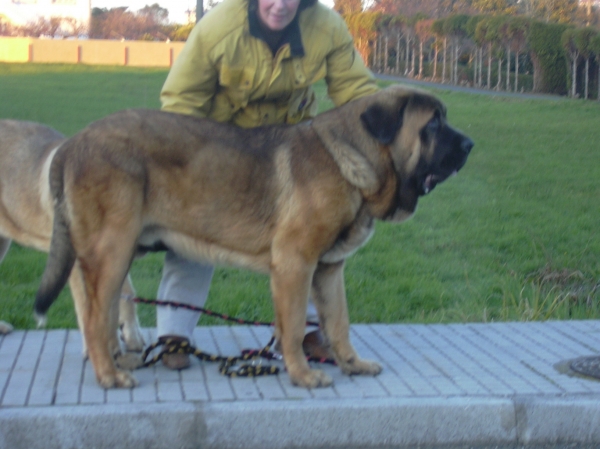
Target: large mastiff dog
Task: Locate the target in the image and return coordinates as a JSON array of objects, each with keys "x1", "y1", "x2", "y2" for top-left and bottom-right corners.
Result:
[
  {"x1": 34, "y1": 85, "x2": 473, "y2": 389},
  {"x1": 0, "y1": 120, "x2": 144, "y2": 355}
]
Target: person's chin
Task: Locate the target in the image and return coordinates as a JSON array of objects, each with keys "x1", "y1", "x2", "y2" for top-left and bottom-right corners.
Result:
[{"x1": 267, "y1": 16, "x2": 291, "y2": 30}]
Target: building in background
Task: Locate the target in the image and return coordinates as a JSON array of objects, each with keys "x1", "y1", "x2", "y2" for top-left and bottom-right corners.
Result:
[{"x1": 0, "y1": 0, "x2": 90, "y2": 28}]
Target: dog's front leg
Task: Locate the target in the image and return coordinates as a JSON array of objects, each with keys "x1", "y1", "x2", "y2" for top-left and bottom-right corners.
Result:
[
  {"x1": 312, "y1": 261, "x2": 382, "y2": 377},
  {"x1": 270, "y1": 257, "x2": 332, "y2": 388}
]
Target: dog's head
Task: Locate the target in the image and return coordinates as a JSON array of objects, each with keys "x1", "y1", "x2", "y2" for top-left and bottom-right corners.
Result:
[
  {"x1": 359, "y1": 86, "x2": 473, "y2": 220},
  {"x1": 311, "y1": 85, "x2": 473, "y2": 222}
]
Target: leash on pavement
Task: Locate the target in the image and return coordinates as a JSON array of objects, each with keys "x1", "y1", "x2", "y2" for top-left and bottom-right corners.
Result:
[{"x1": 130, "y1": 296, "x2": 337, "y2": 378}]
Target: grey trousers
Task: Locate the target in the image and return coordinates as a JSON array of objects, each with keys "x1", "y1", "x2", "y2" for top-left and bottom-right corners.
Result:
[{"x1": 156, "y1": 250, "x2": 318, "y2": 341}]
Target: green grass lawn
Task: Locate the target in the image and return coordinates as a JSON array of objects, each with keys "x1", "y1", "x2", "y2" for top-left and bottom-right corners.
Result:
[{"x1": 0, "y1": 63, "x2": 598, "y2": 330}]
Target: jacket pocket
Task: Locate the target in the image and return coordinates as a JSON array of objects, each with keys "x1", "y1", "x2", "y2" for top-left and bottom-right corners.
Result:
[
  {"x1": 295, "y1": 59, "x2": 327, "y2": 87},
  {"x1": 286, "y1": 86, "x2": 317, "y2": 124},
  {"x1": 219, "y1": 65, "x2": 256, "y2": 110}
]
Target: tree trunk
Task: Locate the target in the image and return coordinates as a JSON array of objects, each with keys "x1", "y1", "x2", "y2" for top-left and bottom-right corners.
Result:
[
  {"x1": 487, "y1": 50, "x2": 492, "y2": 89},
  {"x1": 396, "y1": 30, "x2": 401, "y2": 74},
  {"x1": 372, "y1": 38, "x2": 377, "y2": 71},
  {"x1": 584, "y1": 57, "x2": 589, "y2": 99},
  {"x1": 496, "y1": 58, "x2": 502, "y2": 90},
  {"x1": 478, "y1": 47, "x2": 483, "y2": 87},
  {"x1": 384, "y1": 34, "x2": 389, "y2": 73},
  {"x1": 442, "y1": 37, "x2": 447, "y2": 83},
  {"x1": 514, "y1": 50, "x2": 519, "y2": 92},
  {"x1": 405, "y1": 33, "x2": 411, "y2": 76},
  {"x1": 418, "y1": 40, "x2": 424, "y2": 78},
  {"x1": 454, "y1": 43, "x2": 459, "y2": 84},
  {"x1": 473, "y1": 48, "x2": 478, "y2": 86},
  {"x1": 433, "y1": 43, "x2": 438, "y2": 80},
  {"x1": 410, "y1": 39, "x2": 416, "y2": 77},
  {"x1": 506, "y1": 46, "x2": 511, "y2": 91},
  {"x1": 450, "y1": 41, "x2": 455, "y2": 83},
  {"x1": 571, "y1": 56, "x2": 577, "y2": 97}
]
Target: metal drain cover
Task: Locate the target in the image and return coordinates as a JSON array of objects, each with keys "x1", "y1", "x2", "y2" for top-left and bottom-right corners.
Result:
[{"x1": 570, "y1": 356, "x2": 600, "y2": 379}]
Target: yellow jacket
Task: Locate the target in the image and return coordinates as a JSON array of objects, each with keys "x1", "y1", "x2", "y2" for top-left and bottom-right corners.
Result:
[{"x1": 160, "y1": 0, "x2": 378, "y2": 127}]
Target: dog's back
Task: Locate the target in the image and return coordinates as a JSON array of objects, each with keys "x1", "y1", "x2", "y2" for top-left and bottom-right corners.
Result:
[{"x1": 0, "y1": 120, "x2": 65, "y2": 254}]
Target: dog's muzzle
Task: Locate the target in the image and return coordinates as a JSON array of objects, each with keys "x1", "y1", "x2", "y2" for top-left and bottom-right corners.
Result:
[{"x1": 420, "y1": 135, "x2": 474, "y2": 196}]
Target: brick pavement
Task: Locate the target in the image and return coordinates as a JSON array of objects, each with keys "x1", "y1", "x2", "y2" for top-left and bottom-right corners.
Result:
[{"x1": 1, "y1": 321, "x2": 600, "y2": 448}]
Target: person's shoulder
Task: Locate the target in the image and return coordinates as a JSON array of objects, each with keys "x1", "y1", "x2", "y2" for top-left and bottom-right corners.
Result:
[
  {"x1": 299, "y1": 2, "x2": 346, "y2": 33},
  {"x1": 189, "y1": 0, "x2": 248, "y2": 45}
]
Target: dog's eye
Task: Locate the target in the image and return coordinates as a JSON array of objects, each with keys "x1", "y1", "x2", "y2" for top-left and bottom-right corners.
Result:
[{"x1": 425, "y1": 116, "x2": 440, "y2": 134}]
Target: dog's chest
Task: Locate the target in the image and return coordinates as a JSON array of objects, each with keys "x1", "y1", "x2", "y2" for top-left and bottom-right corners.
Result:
[{"x1": 320, "y1": 214, "x2": 375, "y2": 264}]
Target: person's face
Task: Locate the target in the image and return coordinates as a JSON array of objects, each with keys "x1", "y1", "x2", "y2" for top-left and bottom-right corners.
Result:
[{"x1": 257, "y1": 0, "x2": 301, "y2": 31}]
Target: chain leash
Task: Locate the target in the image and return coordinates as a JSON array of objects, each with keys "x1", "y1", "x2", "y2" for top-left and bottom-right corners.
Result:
[{"x1": 130, "y1": 296, "x2": 335, "y2": 377}]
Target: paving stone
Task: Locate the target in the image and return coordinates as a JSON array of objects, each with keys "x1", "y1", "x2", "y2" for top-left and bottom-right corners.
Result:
[{"x1": 2, "y1": 322, "x2": 600, "y2": 448}]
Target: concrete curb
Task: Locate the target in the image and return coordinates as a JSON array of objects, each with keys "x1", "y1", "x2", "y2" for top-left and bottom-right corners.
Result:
[{"x1": 2, "y1": 395, "x2": 600, "y2": 449}]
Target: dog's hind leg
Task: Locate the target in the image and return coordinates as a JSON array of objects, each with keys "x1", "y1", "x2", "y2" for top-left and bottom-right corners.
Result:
[
  {"x1": 70, "y1": 264, "x2": 144, "y2": 361},
  {"x1": 0, "y1": 237, "x2": 10, "y2": 262},
  {"x1": 67, "y1": 263, "x2": 89, "y2": 357},
  {"x1": 76, "y1": 216, "x2": 141, "y2": 389},
  {"x1": 79, "y1": 247, "x2": 138, "y2": 389},
  {"x1": 69, "y1": 263, "x2": 134, "y2": 361},
  {"x1": 0, "y1": 238, "x2": 14, "y2": 334},
  {"x1": 118, "y1": 274, "x2": 145, "y2": 352},
  {"x1": 311, "y1": 261, "x2": 382, "y2": 377}
]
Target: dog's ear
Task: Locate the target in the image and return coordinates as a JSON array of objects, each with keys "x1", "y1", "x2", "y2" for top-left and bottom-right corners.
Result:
[
  {"x1": 360, "y1": 103, "x2": 405, "y2": 145},
  {"x1": 312, "y1": 112, "x2": 379, "y2": 193}
]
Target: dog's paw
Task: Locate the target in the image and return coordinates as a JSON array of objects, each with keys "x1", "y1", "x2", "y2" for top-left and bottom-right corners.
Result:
[
  {"x1": 98, "y1": 369, "x2": 138, "y2": 389},
  {"x1": 115, "y1": 352, "x2": 143, "y2": 370},
  {"x1": 0, "y1": 321, "x2": 13, "y2": 335},
  {"x1": 339, "y1": 357, "x2": 382, "y2": 376},
  {"x1": 290, "y1": 368, "x2": 333, "y2": 389},
  {"x1": 121, "y1": 324, "x2": 145, "y2": 353}
]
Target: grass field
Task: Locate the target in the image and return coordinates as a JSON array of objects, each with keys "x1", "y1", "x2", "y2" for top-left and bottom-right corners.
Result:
[{"x1": 0, "y1": 63, "x2": 599, "y2": 330}]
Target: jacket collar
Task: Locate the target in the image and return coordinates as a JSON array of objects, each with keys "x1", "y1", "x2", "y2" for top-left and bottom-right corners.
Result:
[{"x1": 248, "y1": 3, "x2": 305, "y2": 57}]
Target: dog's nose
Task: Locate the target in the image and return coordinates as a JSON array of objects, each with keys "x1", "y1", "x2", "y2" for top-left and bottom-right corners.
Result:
[{"x1": 461, "y1": 137, "x2": 474, "y2": 154}]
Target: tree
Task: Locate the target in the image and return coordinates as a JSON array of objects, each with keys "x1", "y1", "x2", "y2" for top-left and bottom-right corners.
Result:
[
  {"x1": 475, "y1": 16, "x2": 500, "y2": 88},
  {"x1": 334, "y1": 0, "x2": 363, "y2": 15},
  {"x1": 530, "y1": 0, "x2": 579, "y2": 24},
  {"x1": 506, "y1": 17, "x2": 530, "y2": 92},
  {"x1": 590, "y1": 32, "x2": 600, "y2": 100},
  {"x1": 415, "y1": 19, "x2": 435, "y2": 78},
  {"x1": 138, "y1": 4, "x2": 169, "y2": 25},
  {"x1": 89, "y1": 6, "x2": 173, "y2": 40},
  {"x1": 16, "y1": 16, "x2": 77, "y2": 38},
  {"x1": 388, "y1": 15, "x2": 406, "y2": 74},
  {"x1": 344, "y1": 12, "x2": 381, "y2": 66},
  {"x1": 498, "y1": 16, "x2": 514, "y2": 91},
  {"x1": 371, "y1": 0, "x2": 441, "y2": 17},
  {"x1": 466, "y1": 15, "x2": 486, "y2": 86},
  {"x1": 431, "y1": 18, "x2": 447, "y2": 81},
  {"x1": 472, "y1": 0, "x2": 518, "y2": 15},
  {"x1": 443, "y1": 14, "x2": 469, "y2": 84},
  {"x1": 0, "y1": 14, "x2": 15, "y2": 36},
  {"x1": 573, "y1": 27, "x2": 597, "y2": 99},
  {"x1": 527, "y1": 21, "x2": 568, "y2": 94},
  {"x1": 561, "y1": 27, "x2": 580, "y2": 97}
]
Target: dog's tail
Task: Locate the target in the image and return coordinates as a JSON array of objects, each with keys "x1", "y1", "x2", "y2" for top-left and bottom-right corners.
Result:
[{"x1": 34, "y1": 152, "x2": 76, "y2": 327}]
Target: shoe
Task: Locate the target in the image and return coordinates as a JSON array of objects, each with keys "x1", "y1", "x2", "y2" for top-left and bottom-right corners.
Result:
[
  {"x1": 160, "y1": 335, "x2": 191, "y2": 370},
  {"x1": 272, "y1": 329, "x2": 334, "y2": 359},
  {"x1": 302, "y1": 329, "x2": 334, "y2": 359}
]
